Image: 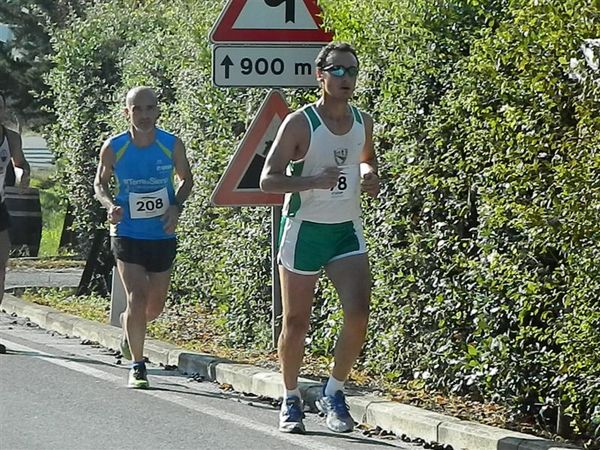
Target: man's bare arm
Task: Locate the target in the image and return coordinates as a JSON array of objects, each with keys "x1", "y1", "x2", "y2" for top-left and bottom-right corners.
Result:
[
  {"x1": 172, "y1": 137, "x2": 193, "y2": 208},
  {"x1": 94, "y1": 140, "x2": 117, "y2": 210},
  {"x1": 160, "y1": 137, "x2": 193, "y2": 234},
  {"x1": 359, "y1": 113, "x2": 380, "y2": 197},
  {"x1": 7, "y1": 130, "x2": 30, "y2": 187}
]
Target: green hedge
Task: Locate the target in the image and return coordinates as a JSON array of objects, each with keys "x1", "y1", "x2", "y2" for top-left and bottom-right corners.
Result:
[{"x1": 45, "y1": 0, "x2": 599, "y2": 443}]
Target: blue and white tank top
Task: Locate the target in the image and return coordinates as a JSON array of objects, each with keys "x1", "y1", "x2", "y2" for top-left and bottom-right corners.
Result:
[{"x1": 110, "y1": 128, "x2": 177, "y2": 239}]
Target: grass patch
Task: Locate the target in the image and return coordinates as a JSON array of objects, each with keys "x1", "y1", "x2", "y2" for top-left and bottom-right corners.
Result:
[
  {"x1": 29, "y1": 172, "x2": 69, "y2": 257},
  {"x1": 22, "y1": 287, "x2": 279, "y2": 367},
  {"x1": 22, "y1": 288, "x2": 108, "y2": 323}
]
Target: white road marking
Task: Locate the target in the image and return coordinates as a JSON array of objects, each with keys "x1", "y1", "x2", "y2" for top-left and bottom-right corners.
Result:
[{"x1": 2, "y1": 338, "x2": 346, "y2": 450}]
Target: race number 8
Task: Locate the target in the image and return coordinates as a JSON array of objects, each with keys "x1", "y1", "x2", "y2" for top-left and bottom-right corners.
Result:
[{"x1": 331, "y1": 176, "x2": 347, "y2": 191}]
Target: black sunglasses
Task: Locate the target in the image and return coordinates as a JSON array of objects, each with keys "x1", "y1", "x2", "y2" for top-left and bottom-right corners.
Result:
[{"x1": 322, "y1": 65, "x2": 359, "y2": 78}]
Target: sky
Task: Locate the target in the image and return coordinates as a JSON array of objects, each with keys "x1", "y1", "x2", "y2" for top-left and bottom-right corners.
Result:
[{"x1": 0, "y1": 23, "x2": 13, "y2": 43}]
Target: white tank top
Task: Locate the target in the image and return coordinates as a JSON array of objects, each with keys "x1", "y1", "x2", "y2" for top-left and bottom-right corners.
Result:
[
  {"x1": 0, "y1": 129, "x2": 11, "y2": 201},
  {"x1": 282, "y1": 103, "x2": 366, "y2": 223}
]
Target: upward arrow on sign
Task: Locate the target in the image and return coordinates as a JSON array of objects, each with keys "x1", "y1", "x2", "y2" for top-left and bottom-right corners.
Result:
[
  {"x1": 220, "y1": 55, "x2": 234, "y2": 78},
  {"x1": 210, "y1": 0, "x2": 333, "y2": 44}
]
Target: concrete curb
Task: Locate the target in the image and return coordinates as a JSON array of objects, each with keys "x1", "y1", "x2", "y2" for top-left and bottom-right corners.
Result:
[{"x1": 1, "y1": 294, "x2": 581, "y2": 450}]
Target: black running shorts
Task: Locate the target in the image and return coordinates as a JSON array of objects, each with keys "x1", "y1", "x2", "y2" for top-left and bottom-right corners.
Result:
[
  {"x1": 0, "y1": 201, "x2": 11, "y2": 232},
  {"x1": 111, "y1": 236, "x2": 176, "y2": 273}
]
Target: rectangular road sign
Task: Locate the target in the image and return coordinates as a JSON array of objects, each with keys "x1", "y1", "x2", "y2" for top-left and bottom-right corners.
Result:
[{"x1": 212, "y1": 45, "x2": 321, "y2": 88}]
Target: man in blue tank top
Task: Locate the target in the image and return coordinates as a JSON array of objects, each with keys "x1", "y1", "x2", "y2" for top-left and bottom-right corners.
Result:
[
  {"x1": 0, "y1": 91, "x2": 31, "y2": 355},
  {"x1": 94, "y1": 87, "x2": 193, "y2": 388},
  {"x1": 261, "y1": 43, "x2": 380, "y2": 434}
]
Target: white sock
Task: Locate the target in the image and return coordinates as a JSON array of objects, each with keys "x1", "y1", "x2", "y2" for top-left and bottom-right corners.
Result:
[
  {"x1": 325, "y1": 375, "x2": 345, "y2": 397},
  {"x1": 284, "y1": 387, "x2": 301, "y2": 400}
]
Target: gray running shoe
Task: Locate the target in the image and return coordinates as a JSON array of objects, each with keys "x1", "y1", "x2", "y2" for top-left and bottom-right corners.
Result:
[
  {"x1": 316, "y1": 388, "x2": 355, "y2": 433},
  {"x1": 279, "y1": 396, "x2": 305, "y2": 434},
  {"x1": 127, "y1": 365, "x2": 149, "y2": 389},
  {"x1": 120, "y1": 333, "x2": 132, "y2": 360}
]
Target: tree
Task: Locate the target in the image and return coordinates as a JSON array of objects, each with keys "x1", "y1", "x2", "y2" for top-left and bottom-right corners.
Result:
[{"x1": 0, "y1": 0, "x2": 99, "y2": 127}]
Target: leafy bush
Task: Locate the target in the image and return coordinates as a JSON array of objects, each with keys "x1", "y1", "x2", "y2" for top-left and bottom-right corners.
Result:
[
  {"x1": 319, "y1": 0, "x2": 599, "y2": 441},
  {"x1": 45, "y1": 0, "x2": 599, "y2": 443}
]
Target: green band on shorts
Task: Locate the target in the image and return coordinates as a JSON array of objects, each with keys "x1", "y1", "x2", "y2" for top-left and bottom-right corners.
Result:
[{"x1": 278, "y1": 218, "x2": 366, "y2": 275}]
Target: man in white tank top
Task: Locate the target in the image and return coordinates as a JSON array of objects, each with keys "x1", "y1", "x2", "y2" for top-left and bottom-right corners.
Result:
[
  {"x1": 0, "y1": 92, "x2": 31, "y2": 354},
  {"x1": 261, "y1": 42, "x2": 380, "y2": 434}
]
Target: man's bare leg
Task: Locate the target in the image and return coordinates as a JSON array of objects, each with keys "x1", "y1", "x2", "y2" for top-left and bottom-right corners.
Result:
[
  {"x1": 118, "y1": 268, "x2": 170, "y2": 360},
  {"x1": 316, "y1": 253, "x2": 371, "y2": 432},
  {"x1": 278, "y1": 266, "x2": 319, "y2": 392},
  {"x1": 116, "y1": 260, "x2": 149, "y2": 363},
  {"x1": 277, "y1": 266, "x2": 318, "y2": 433},
  {"x1": 145, "y1": 269, "x2": 171, "y2": 322},
  {"x1": 326, "y1": 253, "x2": 371, "y2": 383},
  {"x1": 0, "y1": 230, "x2": 10, "y2": 354},
  {"x1": 0, "y1": 230, "x2": 10, "y2": 306}
]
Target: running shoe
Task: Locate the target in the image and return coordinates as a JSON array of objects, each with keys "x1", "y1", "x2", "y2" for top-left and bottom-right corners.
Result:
[
  {"x1": 279, "y1": 396, "x2": 305, "y2": 434},
  {"x1": 127, "y1": 365, "x2": 149, "y2": 389},
  {"x1": 316, "y1": 388, "x2": 355, "y2": 432},
  {"x1": 120, "y1": 333, "x2": 132, "y2": 360},
  {"x1": 0, "y1": 343, "x2": 6, "y2": 354}
]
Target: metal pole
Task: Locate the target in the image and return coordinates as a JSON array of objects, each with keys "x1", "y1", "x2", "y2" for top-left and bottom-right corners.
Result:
[
  {"x1": 109, "y1": 267, "x2": 127, "y2": 328},
  {"x1": 271, "y1": 205, "x2": 282, "y2": 348}
]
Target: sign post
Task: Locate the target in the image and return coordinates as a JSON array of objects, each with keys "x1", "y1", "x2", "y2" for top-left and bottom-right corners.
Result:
[
  {"x1": 271, "y1": 206, "x2": 282, "y2": 346},
  {"x1": 110, "y1": 268, "x2": 127, "y2": 328},
  {"x1": 210, "y1": 0, "x2": 332, "y2": 348}
]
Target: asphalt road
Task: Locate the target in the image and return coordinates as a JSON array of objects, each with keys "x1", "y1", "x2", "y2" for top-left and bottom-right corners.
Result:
[
  {"x1": 0, "y1": 312, "x2": 418, "y2": 450},
  {"x1": 5, "y1": 268, "x2": 83, "y2": 290}
]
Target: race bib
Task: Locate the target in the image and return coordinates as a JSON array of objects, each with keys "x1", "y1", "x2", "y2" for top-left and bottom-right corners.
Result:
[
  {"x1": 314, "y1": 165, "x2": 360, "y2": 201},
  {"x1": 129, "y1": 187, "x2": 169, "y2": 219}
]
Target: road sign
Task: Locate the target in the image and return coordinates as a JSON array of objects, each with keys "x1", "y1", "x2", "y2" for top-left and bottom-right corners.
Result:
[
  {"x1": 210, "y1": 0, "x2": 333, "y2": 44},
  {"x1": 213, "y1": 45, "x2": 322, "y2": 87},
  {"x1": 211, "y1": 90, "x2": 289, "y2": 206}
]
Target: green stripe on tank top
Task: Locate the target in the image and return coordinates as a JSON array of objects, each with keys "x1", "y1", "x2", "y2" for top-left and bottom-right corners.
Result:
[
  {"x1": 351, "y1": 106, "x2": 363, "y2": 125},
  {"x1": 286, "y1": 161, "x2": 304, "y2": 217},
  {"x1": 115, "y1": 140, "x2": 130, "y2": 163},
  {"x1": 304, "y1": 106, "x2": 321, "y2": 132},
  {"x1": 277, "y1": 215, "x2": 287, "y2": 247},
  {"x1": 156, "y1": 139, "x2": 173, "y2": 159}
]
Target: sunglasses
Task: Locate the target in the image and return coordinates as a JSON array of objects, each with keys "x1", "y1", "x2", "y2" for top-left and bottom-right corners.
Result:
[{"x1": 322, "y1": 65, "x2": 359, "y2": 78}]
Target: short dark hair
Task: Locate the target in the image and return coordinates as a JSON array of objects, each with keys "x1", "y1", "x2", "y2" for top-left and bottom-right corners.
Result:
[{"x1": 315, "y1": 42, "x2": 359, "y2": 69}]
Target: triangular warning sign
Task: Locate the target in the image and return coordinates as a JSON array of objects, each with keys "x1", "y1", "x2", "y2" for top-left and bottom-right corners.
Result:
[
  {"x1": 210, "y1": 0, "x2": 333, "y2": 44},
  {"x1": 211, "y1": 90, "x2": 289, "y2": 207}
]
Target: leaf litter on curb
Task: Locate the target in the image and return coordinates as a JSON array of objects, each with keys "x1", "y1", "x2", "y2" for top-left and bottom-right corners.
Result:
[{"x1": 21, "y1": 288, "x2": 584, "y2": 447}]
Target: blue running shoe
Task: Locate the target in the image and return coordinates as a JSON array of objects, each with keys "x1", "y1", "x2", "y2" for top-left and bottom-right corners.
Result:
[
  {"x1": 316, "y1": 388, "x2": 355, "y2": 432},
  {"x1": 279, "y1": 396, "x2": 305, "y2": 434}
]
